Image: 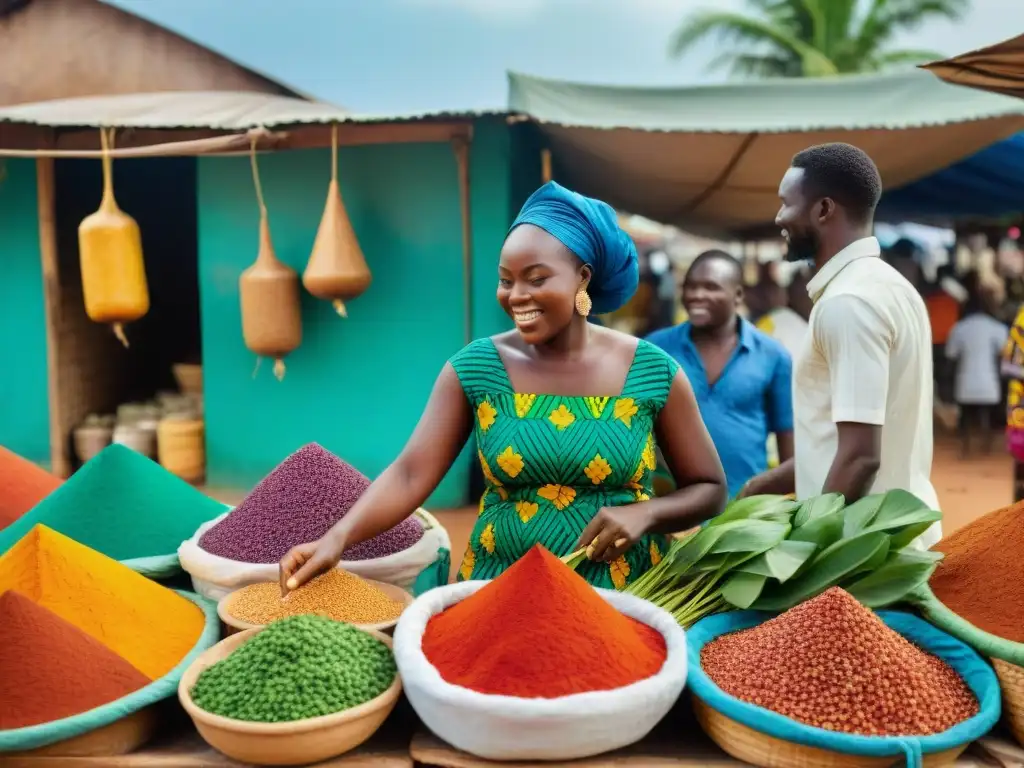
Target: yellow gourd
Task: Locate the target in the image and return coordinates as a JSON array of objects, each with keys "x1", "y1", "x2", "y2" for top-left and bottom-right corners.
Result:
[
  {"x1": 302, "y1": 124, "x2": 371, "y2": 317},
  {"x1": 78, "y1": 128, "x2": 149, "y2": 347},
  {"x1": 238, "y1": 139, "x2": 301, "y2": 381}
]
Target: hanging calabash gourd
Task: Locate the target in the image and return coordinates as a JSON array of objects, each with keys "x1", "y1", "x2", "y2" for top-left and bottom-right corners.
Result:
[
  {"x1": 238, "y1": 137, "x2": 302, "y2": 381},
  {"x1": 301, "y1": 124, "x2": 372, "y2": 317},
  {"x1": 78, "y1": 127, "x2": 149, "y2": 347}
]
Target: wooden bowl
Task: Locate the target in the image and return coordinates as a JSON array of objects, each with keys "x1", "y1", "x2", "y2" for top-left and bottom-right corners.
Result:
[
  {"x1": 178, "y1": 627, "x2": 401, "y2": 766},
  {"x1": 692, "y1": 696, "x2": 967, "y2": 768},
  {"x1": 217, "y1": 579, "x2": 413, "y2": 636},
  {"x1": 4, "y1": 706, "x2": 159, "y2": 757}
]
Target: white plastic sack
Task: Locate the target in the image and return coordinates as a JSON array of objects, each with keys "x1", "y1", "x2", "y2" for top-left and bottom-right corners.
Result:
[
  {"x1": 393, "y1": 581, "x2": 687, "y2": 761},
  {"x1": 178, "y1": 508, "x2": 450, "y2": 601}
]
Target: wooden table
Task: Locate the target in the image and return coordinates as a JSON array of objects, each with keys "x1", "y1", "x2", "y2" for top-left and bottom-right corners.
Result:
[
  {"x1": 3, "y1": 702, "x2": 416, "y2": 768},
  {"x1": 409, "y1": 702, "x2": 1024, "y2": 768}
]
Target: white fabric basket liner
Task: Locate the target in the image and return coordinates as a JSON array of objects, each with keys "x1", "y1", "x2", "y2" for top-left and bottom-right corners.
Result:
[
  {"x1": 178, "y1": 507, "x2": 449, "y2": 600},
  {"x1": 393, "y1": 580, "x2": 687, "y2": 761}
]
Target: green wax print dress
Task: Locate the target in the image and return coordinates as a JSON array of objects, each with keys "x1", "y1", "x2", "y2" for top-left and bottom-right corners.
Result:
[{"x1": 450, "y1": 338, "x2": 679, "y2": 589}]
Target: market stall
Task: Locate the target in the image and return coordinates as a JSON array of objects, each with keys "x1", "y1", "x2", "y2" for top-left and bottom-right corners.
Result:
[{"x1": 5, "y1": 428, "x2": 1024, "y2": 768}]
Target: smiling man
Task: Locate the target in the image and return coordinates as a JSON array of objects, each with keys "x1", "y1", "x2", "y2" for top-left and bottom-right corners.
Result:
[
  {"x1": 646, "y1": 250, "x2": 793, "y2": 498},
  {"x1": 740, "y1": 143, "x2": 940, "y2": 547}
]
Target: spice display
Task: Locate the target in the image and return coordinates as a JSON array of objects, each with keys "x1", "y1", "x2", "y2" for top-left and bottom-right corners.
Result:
[
  {"x1": 931, "y1": 500, "x2": 1024, "y2": 642},
  {"x1": 198, "y1": 443, "x2": 423, "y2": 563},
  {"x1": 302, "y1": 125, "x2": 372, "y2": 318},
  {"x1": 0, "y1": 525, "x2": 206, "y2": 679},
  {"x1": 0, "y1": 446, "x2": 61, "y2": 531},
  {"x1": 423, "y1": 545, "x2": 666, "y2": 698},
  {"x1": 0, "y1": 590, "x2": 151, "y2": 729},
  {"x1": 702, "y1": 588, "x2": 978, "y2": 736},
  {"x1": 77, "y1": 127, "x2": 149, "y2": 347},
  {"x1": 239, "y1": 143, "x2": 301, "y2": 381},
  {"x1": 623, "y1": 491, "x2": 942, "y2": 627},
  {"x1": 225, "y1": 569, "x2": 404, "y2": 626},
  {"x1": 0, "y1": 444, "x2": 226, "y2": 561},
  {"x1": 190, "y1": 615, "x2": 396, "y2": 722}
]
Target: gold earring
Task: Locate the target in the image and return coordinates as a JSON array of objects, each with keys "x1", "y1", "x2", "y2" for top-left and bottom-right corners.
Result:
[{"x1": 575, "y1": 288, "x2": 592, "y2": 317}]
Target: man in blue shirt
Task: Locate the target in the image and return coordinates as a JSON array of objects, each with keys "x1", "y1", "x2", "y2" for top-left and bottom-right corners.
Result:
[{"x1": 647, "y1": 250, "x2": 794, "y2": 498}]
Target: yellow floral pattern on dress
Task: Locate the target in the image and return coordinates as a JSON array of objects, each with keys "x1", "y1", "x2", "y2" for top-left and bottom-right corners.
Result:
[
  {"x1": 642, "y1": 433, "x2": 657, "y2": 471},
  {"x1": 516, "y1": 500, "x2": 539, "y2": 523},
  {"x1": 627, "y1": 458, "x2": 645, "y2": 490},
  {"x1": 514, "y1": 393, "x2": 537, "y2": 418},
  {"x1": 496, "y1": 446, "x2": 524, "y2": 478},
  {"x1": 478, "y1": 493, "x2": 486, "y2": 516},
  {"x1": 584, "y1": 396, "x2": 610, "y2": 418},
  {"x1": 480, "y1": 523, "x2": 496, "y2": 554},
  {"x1": 548, "y1": 404, "x2": 575, "y2": 430},
  {"x1": 478, "y1": 451, "x2": 508, "y2": 500},
  {"x1": 635, "y1": 490, "x2": 651, "y2": 502},
  {"x1": 538, "y1": 484, "x2": 576, "y2": 510},
  {"x1": 583, "y1": 454, "x2": 612, "y2": 485},
  {"x1": 610, "y1": 556, "x2": 631, "y2": 589},
  {"x1": 476, "y1": 400, "x2": 497, "y2": 431},
  {"x1": 650, "y1": 539, "x2": 662, "y2": 566},
  {"x1": 459, "y1": 547, "x2": 476, "y2": 580},
  {"x1": 614, "y1": 398, "x2": 639, "y2": 428}
]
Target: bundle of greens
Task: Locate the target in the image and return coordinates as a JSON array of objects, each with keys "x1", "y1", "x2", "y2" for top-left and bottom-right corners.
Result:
[{"x1": 618, "y1": 490, "x2": 942, "y2": 627}]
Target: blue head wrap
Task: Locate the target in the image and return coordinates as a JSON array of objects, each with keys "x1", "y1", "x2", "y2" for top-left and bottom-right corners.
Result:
[{"x1": 508, "y1": 182, "x2": 639, "y2": 315}]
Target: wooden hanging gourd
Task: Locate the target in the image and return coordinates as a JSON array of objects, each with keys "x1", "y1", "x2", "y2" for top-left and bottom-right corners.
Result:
[
  {"x1": 238, "y1": 138, "x2": 302, "y2": 381},
  {"x1": 301, "y1": 124, "x2": 372, "y2": 317},
  {"x1": 78, "y1": 127, "x2": 149, "y2": 347}
]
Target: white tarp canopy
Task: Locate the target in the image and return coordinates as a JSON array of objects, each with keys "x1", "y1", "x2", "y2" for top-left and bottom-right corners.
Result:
[{"x1": 508, "y1": 68, "x2": 1024, "y2": 234}]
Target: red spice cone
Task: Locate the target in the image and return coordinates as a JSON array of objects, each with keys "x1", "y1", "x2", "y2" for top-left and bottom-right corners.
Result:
[
  {"x1": 0, "y1": 446, "x2": 61, "y2": 531},
  {"x1": 0, "y1": 590, "x2": 151, "y2": 729},
  {"x1": 422, "y1": 544, "x2": 665, "y2": 698}
]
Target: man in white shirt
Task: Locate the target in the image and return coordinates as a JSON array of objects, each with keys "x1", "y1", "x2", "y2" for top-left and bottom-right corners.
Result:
[
  {"x1": 740, "y1": 142, "x2": 940, "y2": 548},
  {"x1": 946, "y1": 292, "x2": 1009, "y2": 457}
]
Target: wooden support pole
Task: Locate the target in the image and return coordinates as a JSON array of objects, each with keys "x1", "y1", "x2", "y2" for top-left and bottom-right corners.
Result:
[
  {"x1": 452, "y1": 135, "x2": 473, "y2": 345},
  {"x1": 36, "y1": 155, "x2": 71, "y2": 477}
]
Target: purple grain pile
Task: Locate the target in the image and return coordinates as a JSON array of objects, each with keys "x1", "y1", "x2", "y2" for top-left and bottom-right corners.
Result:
[{"x1": 198, "y1": 443, "x2": 424, "y2": 563}]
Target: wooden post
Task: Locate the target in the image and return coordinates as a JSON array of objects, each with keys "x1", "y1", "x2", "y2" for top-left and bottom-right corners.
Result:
[
  {"x1": 452, "y1": 134, "x2": 473, "y2": 345},
  {"x1": 36, "y1": 155, "x2": 71, "y2": 477},
  {"x1": 541, "y1": 148, "x2": 552, "y2": 183}
]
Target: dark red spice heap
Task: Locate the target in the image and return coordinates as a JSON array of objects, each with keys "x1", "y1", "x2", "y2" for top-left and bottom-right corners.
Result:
[
  {"x1": 0, "y1": 591, "x2": 151, "y2": 729},
  {"x1": 199, "y1": 443, "x2": 423, "y2": 563},
  {"x1": 931, "y1": 501, "x2": 1024, "y2": 642},
  {"x1": 423, "y1": 545, "x2": 666, "y2": 698},
  {"x1": 701, "y1": 588, "x2": 978, "y2": 736}
]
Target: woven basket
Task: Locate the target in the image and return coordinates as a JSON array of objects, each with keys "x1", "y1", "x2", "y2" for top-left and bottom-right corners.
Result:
[
  {"x1": 693, "y1": 698, "x2": 965, "y2": 768},
  {"x1": 992, "y1": 659, "x2": 1024, "y2": 746}
]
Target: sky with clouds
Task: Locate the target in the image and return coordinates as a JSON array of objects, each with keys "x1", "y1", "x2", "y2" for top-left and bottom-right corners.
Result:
[{"x1": 105, "y1": 0, "x2": 1014, "y2": 114}]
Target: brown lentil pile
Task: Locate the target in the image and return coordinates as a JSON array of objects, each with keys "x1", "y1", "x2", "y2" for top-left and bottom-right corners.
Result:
[
  {"x1": 226, "y1": 569, "x2": 404, "y2": 626},
  {"x1": 701, "y1": 588, "x2": 978, "y2": 736}
]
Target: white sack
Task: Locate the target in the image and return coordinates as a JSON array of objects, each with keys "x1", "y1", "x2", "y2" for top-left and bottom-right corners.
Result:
[
  {"x1": 393, "y1": 581, "x2": 687, "y2": 761},
  {"x1": 178, "y1": 508, "x2": 450, "y2": 601}
]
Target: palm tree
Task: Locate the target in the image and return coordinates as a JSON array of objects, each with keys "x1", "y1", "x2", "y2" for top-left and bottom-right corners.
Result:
[{"x1": 669, "y1": 0, "x2": 968, "y2": 78}]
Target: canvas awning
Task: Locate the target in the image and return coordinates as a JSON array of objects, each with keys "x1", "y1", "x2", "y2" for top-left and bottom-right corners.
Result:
[
  {"x1": 508, "y1": 68, "x2": 1024, "y2": 234},
  {"x1": 0, "y1": 90, "x2": 494, "y2": 155},
  {"x1": 922, "y1": 35, "x2": 1024, "y2": 100}
]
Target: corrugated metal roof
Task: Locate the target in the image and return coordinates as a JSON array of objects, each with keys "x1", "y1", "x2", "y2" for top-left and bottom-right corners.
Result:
[{"x1": 0, "y1": 90, "x2": 499, "y2": 130}]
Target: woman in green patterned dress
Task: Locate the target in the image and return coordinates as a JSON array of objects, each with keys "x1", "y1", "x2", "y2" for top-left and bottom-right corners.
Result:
[{"x1": 280, "y1": 182, "x2": 727, "y2": 592}]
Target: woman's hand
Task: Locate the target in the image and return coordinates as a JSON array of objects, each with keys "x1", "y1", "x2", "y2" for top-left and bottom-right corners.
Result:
[
  {"x1": 575, "y1": 505, "x2": 653, "y2": 563},
  {"x1": 279, "y1": 534, "x2": 346, "y2": 596}
]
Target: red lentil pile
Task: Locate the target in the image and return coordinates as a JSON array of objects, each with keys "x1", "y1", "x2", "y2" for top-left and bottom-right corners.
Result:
[
  {"x1": 701, "y1": 588, "x2": 978, "y2": 736},
  {"x1": 930, "y1": 500, "x2": 1024, "y2": 642}
]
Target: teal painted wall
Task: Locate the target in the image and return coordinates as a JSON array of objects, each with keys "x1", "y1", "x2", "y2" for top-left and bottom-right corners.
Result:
[
  {"x1": 198, "y1": 120, "x2": 514, "y2": 506},
  {"x1": 0, "y1": 160, "x2": 50, "y2": 465}
]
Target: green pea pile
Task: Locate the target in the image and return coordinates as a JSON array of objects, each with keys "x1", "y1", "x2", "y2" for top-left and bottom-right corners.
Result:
[{"x1": 190, "y1": 615, "x2": 396, "y2": 722}]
